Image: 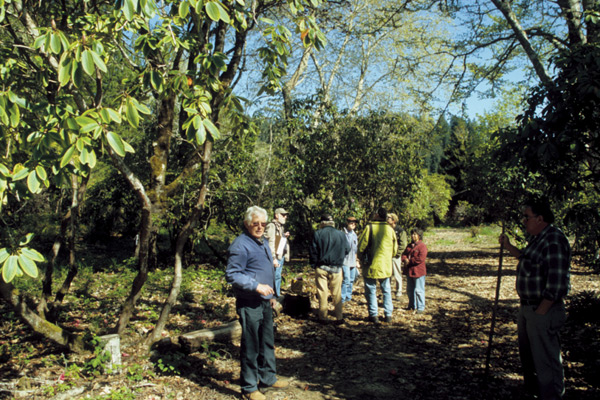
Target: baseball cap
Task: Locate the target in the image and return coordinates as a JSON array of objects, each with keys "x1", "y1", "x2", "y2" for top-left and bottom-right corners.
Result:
[{"x1": 320, "y1": 214, "x2": 333, "y2": 222}]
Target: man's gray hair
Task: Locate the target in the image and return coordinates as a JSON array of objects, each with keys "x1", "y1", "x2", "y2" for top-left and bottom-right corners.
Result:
[{"x1": 244, "y1": 205, "x2": 268, "y2": 224}]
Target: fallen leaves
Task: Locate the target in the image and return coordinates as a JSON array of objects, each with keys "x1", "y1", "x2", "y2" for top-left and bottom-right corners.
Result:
[{"x1": 1, "y1": 228, "x2": 598, "y2": 399}]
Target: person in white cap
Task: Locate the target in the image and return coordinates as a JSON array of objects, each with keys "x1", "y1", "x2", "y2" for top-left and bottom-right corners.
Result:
[{"x1": 265, "y1": 207, "x2": 290, "y2": 297}]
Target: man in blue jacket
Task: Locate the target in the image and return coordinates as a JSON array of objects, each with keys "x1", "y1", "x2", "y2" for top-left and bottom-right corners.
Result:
[{"x1": 226, "y1": 206, "x2": 289, "y2": 400}]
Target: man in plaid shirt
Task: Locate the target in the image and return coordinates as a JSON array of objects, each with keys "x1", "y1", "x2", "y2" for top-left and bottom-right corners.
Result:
[{"x1": 499, "y1": 198, "x2": 571, "y2": 400}]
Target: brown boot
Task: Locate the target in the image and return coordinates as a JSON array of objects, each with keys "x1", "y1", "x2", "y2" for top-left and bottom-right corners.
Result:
[
  {"x1": 242, "y1": 390, "x2": 266, "y2": 400},
  {"x1": 269, "y1": 378, "x2": 289, "y2": 389}
]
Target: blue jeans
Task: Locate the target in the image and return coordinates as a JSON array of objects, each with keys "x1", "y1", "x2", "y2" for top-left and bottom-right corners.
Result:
[
  {"x1": 517, "y1": 302, "x2": 566, "y2": 400},
  {"x1": 341, "y1": 265, "x2": 357, "y2": 303},
  {"x1": 274, "y1": 258, "x2": 284, "y2": 297},
  {"x1": 363, "y1": 277, "x2": 393, "y2": 317},
  {"x1": 236, "y1": 298, "x2": 277, "y2": 394},
  {"x1": 406, "y1": 276, "x2": 425, "y2": 311}
]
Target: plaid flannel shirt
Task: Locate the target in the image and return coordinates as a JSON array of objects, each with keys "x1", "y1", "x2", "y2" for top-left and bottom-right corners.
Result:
[{"x1": 516, "y1": 224, "x2": 571, "y2": 302}]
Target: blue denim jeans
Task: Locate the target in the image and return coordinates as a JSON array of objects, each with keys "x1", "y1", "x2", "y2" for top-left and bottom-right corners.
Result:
[
  {"x1": 274, "y1": 258, "x2": 284, "y2": 297},
  {"x1": 236, "y1": 298, "x2": 277, "y2": 394},
  {"x1": 406, "y1": 275, "x2": 425, "y2": 311},
  {"x1": 363, "y1": 277, "x2": 393, "y2": 317},
  {"x1": 341, "y1": 265, "x2": 357, "y2": 303}
]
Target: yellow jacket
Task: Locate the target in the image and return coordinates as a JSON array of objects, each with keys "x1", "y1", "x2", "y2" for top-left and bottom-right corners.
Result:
[{"x1": 358, "y1": 221, "x2": 398, "y2": 279}]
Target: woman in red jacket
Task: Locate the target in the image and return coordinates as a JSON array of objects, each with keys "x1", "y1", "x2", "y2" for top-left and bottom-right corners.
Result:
[{"x1": 401, "y1": 228, "x2": 427, "y2": 314}]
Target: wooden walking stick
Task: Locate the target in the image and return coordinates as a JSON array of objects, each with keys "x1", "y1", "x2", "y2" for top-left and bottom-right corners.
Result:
[{"x1": 484, "y1": 222, "x2": 506, "y2": 382}]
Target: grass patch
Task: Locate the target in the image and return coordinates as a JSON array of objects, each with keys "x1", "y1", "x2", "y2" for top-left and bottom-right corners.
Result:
[{"x1": 433, "y1": 239, "x2": 456, "y2": 246}]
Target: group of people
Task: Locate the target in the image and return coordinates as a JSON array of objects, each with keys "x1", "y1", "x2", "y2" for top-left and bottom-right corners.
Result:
[
  {"x1": 226, "y1": 197, "x2": 571, "y2": 400},
  {"x1": 308, "y1": 207, "x2": 428, "y2": 325},
  {"x1": 224, "y1": 205, "x2": 428, "y2": 399}
]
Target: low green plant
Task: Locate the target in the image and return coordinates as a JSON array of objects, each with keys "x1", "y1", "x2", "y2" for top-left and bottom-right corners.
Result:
[
  {"x1": 201, "y1": 341, "x2": 222, "y2": 362},
  {"x1": 153, "y1": 350, "x2": 190, "y2": 376},
  {"x1": 82, "y1": 335, "x2": 112, "y2": 377},
  {"x1": 65, "y1": 363, "x2": 82, "y2": 379},
  {"x1": 41, "y1": 354, "x2": 59, "y2": 368},
  {"x1": 42, "y1": 385, "x2": 56, "y2": 397},
  {"x1": 42, "y1": 380, "x2": 73, "y2": 397},
  {"x1": 88, "y1": 387, "x2": 138, "y2": 400},
  {"x1": 126, "y1": 363, "x2": 147, "y2": 382}
]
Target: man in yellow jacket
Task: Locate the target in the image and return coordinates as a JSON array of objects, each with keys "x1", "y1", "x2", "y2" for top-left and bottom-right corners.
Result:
[{"x1": 358, "y1": 208, "x2": 398, "y2": 324}]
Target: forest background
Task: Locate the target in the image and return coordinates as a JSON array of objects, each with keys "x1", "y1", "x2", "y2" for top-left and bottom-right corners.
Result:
[{"x1": 0, "y1": 0, "x2": 599, "y2": 397}]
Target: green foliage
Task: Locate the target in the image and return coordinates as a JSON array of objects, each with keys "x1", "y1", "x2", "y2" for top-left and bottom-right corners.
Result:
[
  {"x1": 152, "y1": 350, "x2": 190, "y2": 376},
  {"x1": 0, "y1": 233, "x2": 45, "y2": 283},
  {"x1": 259, "y1": 105, "x2": 433, "y2": 245},
  {"x1": 438, "y1": 115, "x2": 502, "y2": 223},
  {"x1": 126, "y1": 362, "x2": 153, "y2": 382},
  {"x1": 82, "y1": 335, "x2": 113, "y2": 377},
  {"x1": 563, "y1": 193, "x2": 600, "y2": 272},
  {"x1": 181, "y1": 265, "x2": 228, "y2": 294},
  {"x1": 464, "y1": 224, "x2": 501, "y2": 244},
  {"x1": 404, "y1": 172, "x2": 452, "y2": 228},
  {"x1": 495, "y1": 42, "x2": 600, "y2": 268},
  {"x1": 200, "y1": 341, "x2": 228, "y2": 362},
  {"x1": 42, "y1": 381, "x2": 73, "y2": 397},
  {"x1": 82, "y1": 165, "x2": 140, "y2": 242},
  {"x1": 424, "y1": 116, "x2": 451, "y2": 174},
  {"x1": 0, "y1": 0, "x2": 328, "y2": 286},
  {"x1": 503, "y1": 43, "x2": 600, "y2": 197},
  {"x1": 433, "y1": 238, "x2": 456, "y2": 246}
]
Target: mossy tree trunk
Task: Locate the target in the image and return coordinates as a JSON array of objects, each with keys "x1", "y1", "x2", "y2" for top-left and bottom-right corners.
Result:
[
  {"x1": 145, "y1": 141, "x2": 213, "y2": 348},
  {"x1": 143, "y1": 16, "x2": 247, "y2": 347}
]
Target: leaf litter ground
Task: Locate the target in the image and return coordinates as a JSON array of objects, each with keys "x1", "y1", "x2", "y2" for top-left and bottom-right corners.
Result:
[{"x1": 1, "y1": 227, "x2": 598, "y2": 399}]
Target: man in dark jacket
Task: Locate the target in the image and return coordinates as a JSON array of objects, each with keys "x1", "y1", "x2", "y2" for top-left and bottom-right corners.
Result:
[
  {"x1": 226, "y1": 206, "x2": 289, "y2": 400},
  {"x1": 309, "y1": 214, "x2": 350, "y2": 324}
]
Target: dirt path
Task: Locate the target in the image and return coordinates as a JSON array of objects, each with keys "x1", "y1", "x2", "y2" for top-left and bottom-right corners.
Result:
[{"x1": 161, "y1": 228, "x2": 598, "y2": 400}]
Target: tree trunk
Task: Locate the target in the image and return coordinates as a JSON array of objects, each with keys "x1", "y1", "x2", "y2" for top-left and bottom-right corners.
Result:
[
  {"x1": 38, "y1": 204, "x2": 69, "y2": 318},
  {"x1": 282, "y1": 45, "x2": 313, "y2": 120},
  {"x1": 54, "y1": 175, "x2": 88, "y2": 305},
  {"x1": 113, "y1": 84, "x2": 187, "y2": 335},
  {"x1": 557, "y1": 0, "x2": 586, "y2": 45},
  {"x1": 145, "y1": 141, "x2": 213, "y2": 348},
  {"x1": 0, "y1": 279, "x2": 85, "y2": 352},
  {"x1": 490, "y1": 0, "x2": 554, "y2": 88},
  {"x1": 107, "y1": 150, "x2": 155, "y2": 336},
  {"x1": 116, "y1": 206, "x2": 153, "y2": 336}
]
